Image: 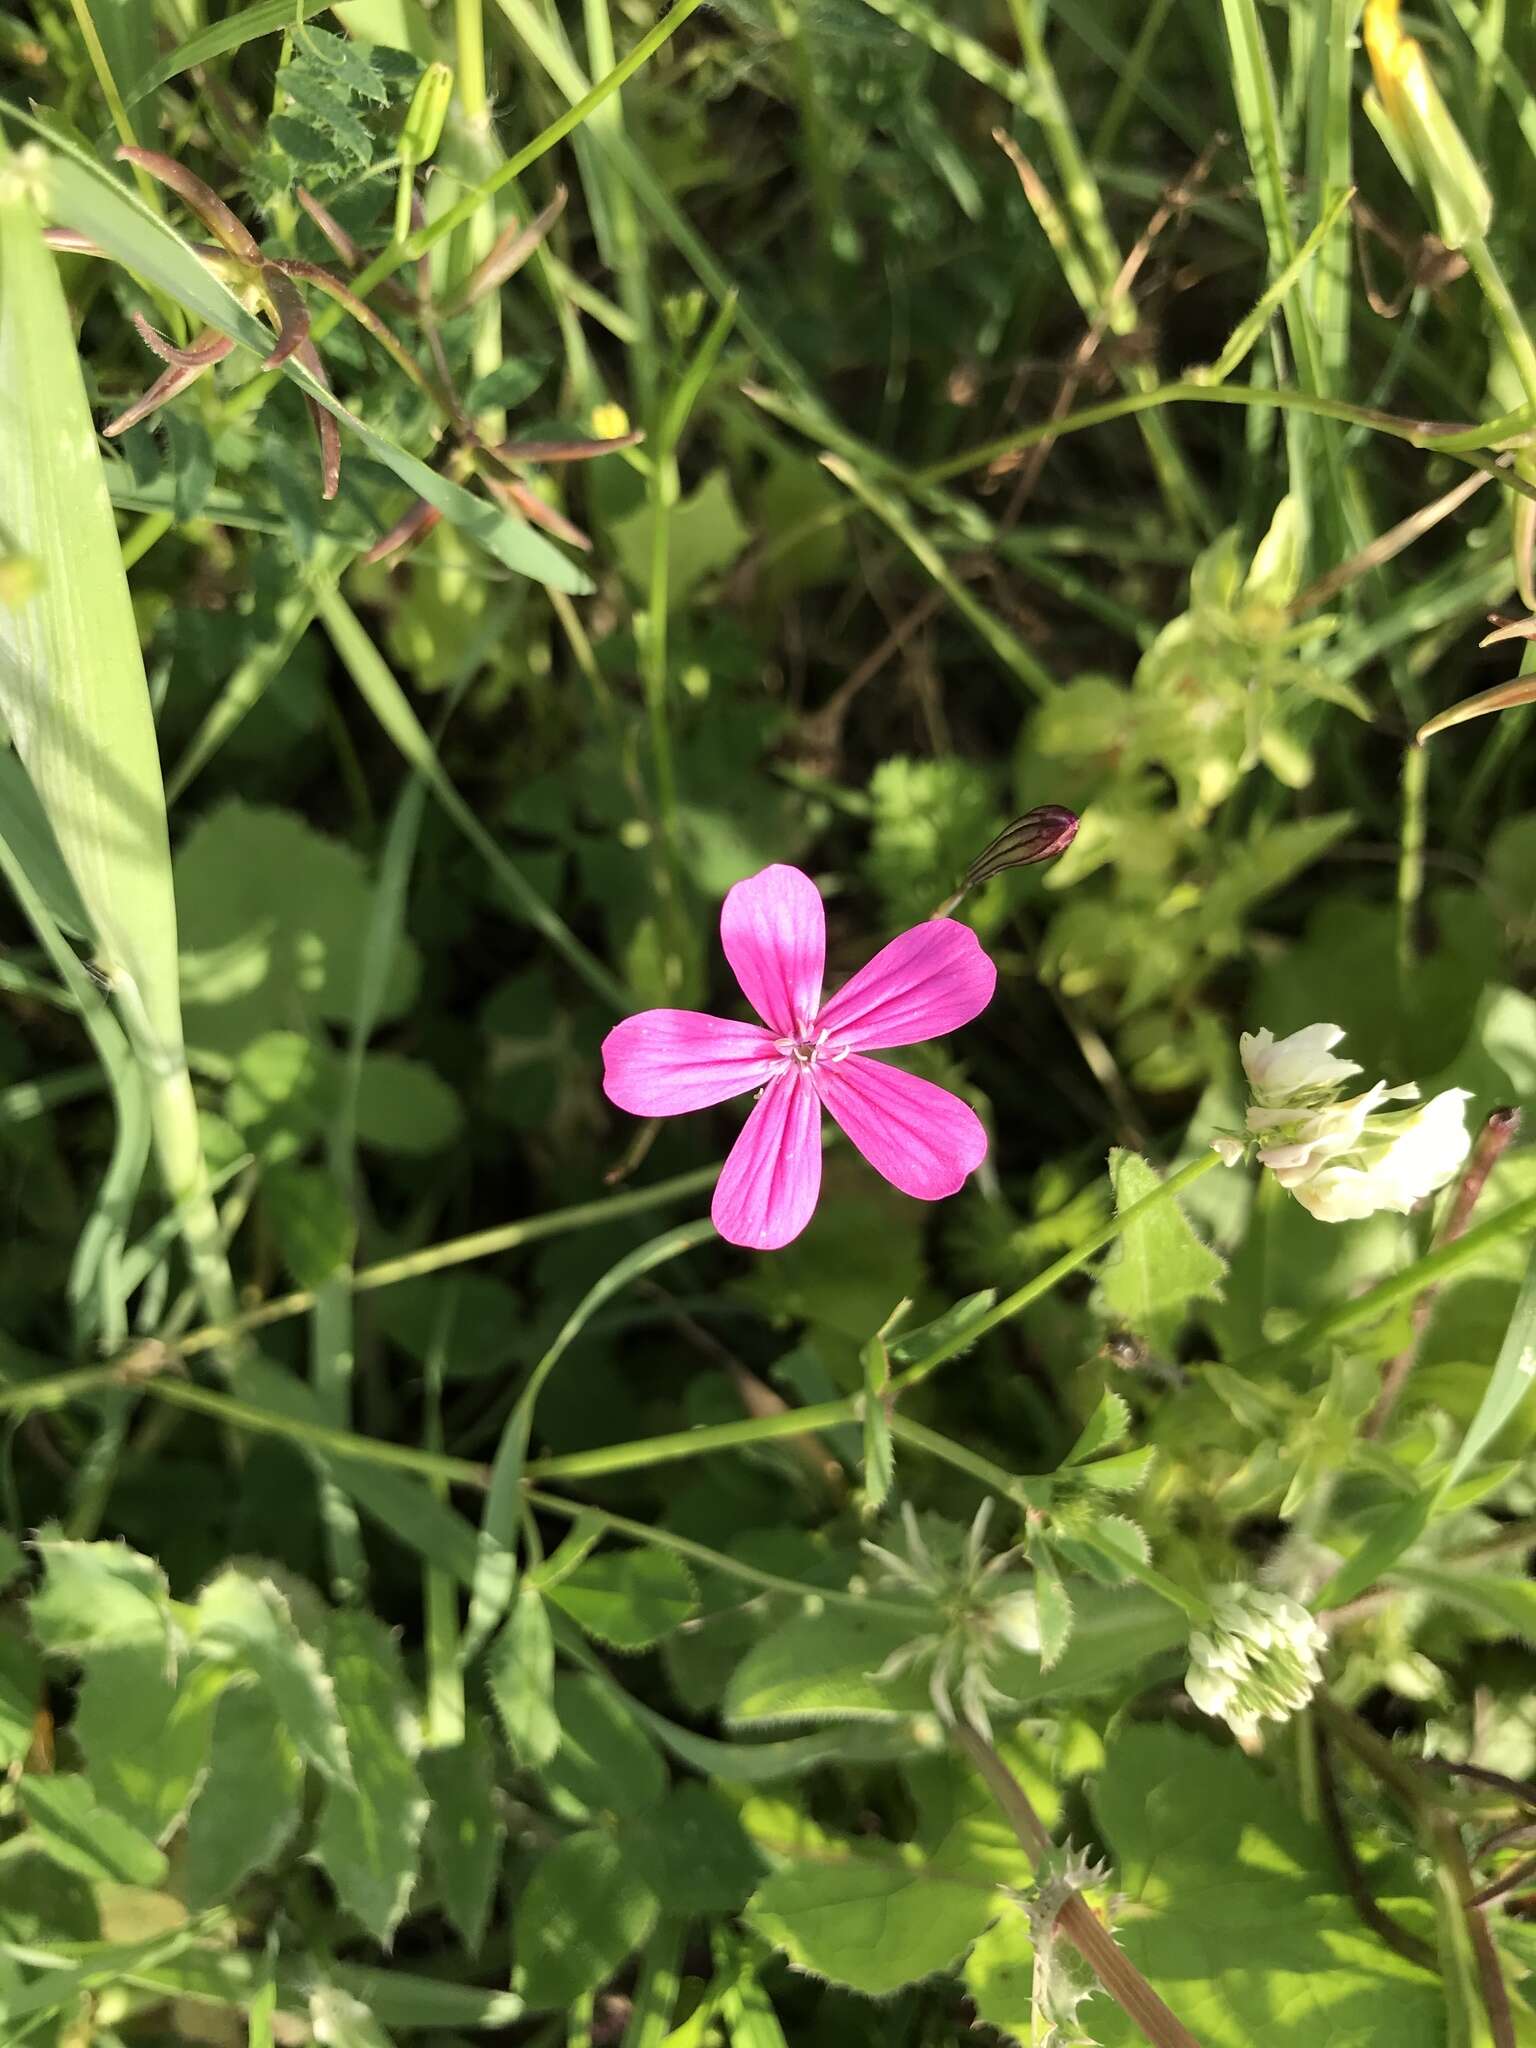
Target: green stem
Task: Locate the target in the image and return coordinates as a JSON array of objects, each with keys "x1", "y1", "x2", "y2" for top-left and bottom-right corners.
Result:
[{"x1": 1396, "y1": 740, "x2": 1428, "y2": 1061}]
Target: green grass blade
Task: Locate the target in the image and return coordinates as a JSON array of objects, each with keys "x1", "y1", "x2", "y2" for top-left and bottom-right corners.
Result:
[
  {"x1": 1442, "y1": 1239, "x2": 1536, "y2": 1495},
  {"x1": 123, "y1": 0, "x2": 335, "y2": 105}
]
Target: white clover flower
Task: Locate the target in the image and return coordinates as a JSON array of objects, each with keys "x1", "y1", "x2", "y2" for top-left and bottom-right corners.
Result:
[
  {"x1": 1239, "y1": 1023, "x2": 1362, "y2": 1106},
  {"x1": 1213, "y1": 1021, "x2": 1471, "y2": 1225},
  {"x1": 1288, "y1": 1088, "x2": 1472, "y2": 1223},
  {"x1": 1185, "y1": 1585, "x2": 1326, "y2": 1741}
]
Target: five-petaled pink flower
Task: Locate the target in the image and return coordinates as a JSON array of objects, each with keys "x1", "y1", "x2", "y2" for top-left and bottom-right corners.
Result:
[{"x1": 602, "y1": 865, "x2": 996, "y2": 1250}]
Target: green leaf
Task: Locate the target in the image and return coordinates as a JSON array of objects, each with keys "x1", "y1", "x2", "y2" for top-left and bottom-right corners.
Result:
[
  {"x1": 860, "y1": 1332, "x2": 894, "y2": 1514},
  {"x1": 744, "y1": 1810, "x2": 997, "y2": 1997},
  {"x1": 962, "y1": 1899, "x2": 1037, "y2": 2044},
  {"x1": 1054, "y1": 1515, "x2": 1152, "y2": 1588},
  {"x1": 0, "y1": 80, "x2": 183, "y2": 1056},
  {"x1": 542, "y1": 1672, "x2": 668, "y2": 1820},
  {"x1": 1096, "y1": 1148, "x2": 1225, "y2": 1352},
  {"x1": 353, "y1": 1052, "x2": 463, "y2": 1154},
  {"x1": 371, "y1": 1272, "x2": 523, "y2": 1380},
  {"x1": 226, "y1": 1030, "x2": 331, "y2": 1158},
  {"x1": 514, "y1": 1830, "x2": 659, "y2": 2010},
  {"x1": 176, "y1": 802, "x2": 421, "y2": 1055},
  {"x1": 122, "y1": 0, "x2": 334, "y2": 102},
  {"x1": 263, "y1": 1163, "x2": 356, "y2": 1288},
  {"x1": 1392, "y1": 1563, "x2": 1536, "y2": 1644},
  {"x1": 1062, "y1": 1390, "x2": 1131, "y2": 1467},
  {"x1": 609, "y1": 469, "x2": 750, "y2": 606},
  {"x1": 630, "y1": 1783, "x2": 766, "y2": 1917},
  {"x1": 1442, "y1": 1236, "x2": 1536, "y2": 1493},
  {"x1": 193, "y1": 1568, "x2": 351, "y2": 1783},
  {"x1": 421, "y1": 1717, "x2": 504, "y2": 1953},
  {"x1": 0, "y1": 750, "x2": 92, "y2": 941},
  {"x1": 1031, "y1": 1545, "x2": 1074, "y2": 1671},
  {"x1": 74, "y1": 1654, "x2": 223, "y2": 1841},
  {"x1": 487, "y1": 1586, "x2": 560, "y2": 1768},
  {"x1": 546, "y1": 1549, "x2": 697, "y2": 1652},
  {"x1": 1087, "y1": 1725, "x2": 1441, "y2": 2048},
  {"x1": 314, "y1": 1610, "x2": 429, "y2": 1944},
  {"x1": 1314, "y1": 1490, "x2": 1435, "y2": 1611},
  {"x1": 17, "y1": 1773, "x2": 168, "y2": 1887},
  {"x1": 0, "y1": 1630, "x2": 40, "y2": 1768},
  {"x1": 182, "y1": 1681, "x2": 305, "y2": 1909},
  {"x1": 30, "y1": 1535, "x2": 172, "y2": 1659}
]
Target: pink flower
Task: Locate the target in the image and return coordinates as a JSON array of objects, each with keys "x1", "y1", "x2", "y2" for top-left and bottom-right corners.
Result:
[{"x1": 602, "y1": 865, "x2": 996, "y2": 1250}]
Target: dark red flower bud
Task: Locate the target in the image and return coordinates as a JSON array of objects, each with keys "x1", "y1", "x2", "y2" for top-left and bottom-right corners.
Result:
[{"x1": 963, "y1": 806, "x2": 1079, "y2": 890}]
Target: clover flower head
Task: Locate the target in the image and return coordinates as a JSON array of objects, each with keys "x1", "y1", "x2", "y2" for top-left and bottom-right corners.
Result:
[
  {"x1": 1185, "y1": 1584, "x2": 1326, "y2": 1741},
  {"x1": 602, "y1": 865, "x2": 995, "y2": 1249},
  {"x1": 1215, "y1": 1021, "x2": 1471, "y2": 1224},
  {"x1": 860, "y1": 1502, "x2": 1038, "y2": 1738}
]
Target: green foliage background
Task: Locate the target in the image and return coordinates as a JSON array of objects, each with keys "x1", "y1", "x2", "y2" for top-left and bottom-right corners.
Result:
[{"x1": 1, "y1": 0, "x2": 1536, "y2": 2040}]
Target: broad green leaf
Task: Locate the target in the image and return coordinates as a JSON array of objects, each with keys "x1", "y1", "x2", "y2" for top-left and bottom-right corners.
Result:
[
  {"x1": 226, "y1": 1030, "x2": 331, "y2": 1158},
  {"x1": 1097, "y1": 1148, "x2": 1225, "y2": 1351},
  {"x1": 182, "y1": 1681, "x2": 305, "y2": 1909},
  {"x1": 176, "y1": 802, "x2": 420, "y2": 1055},
  {"x1": 22, "y1": 126, "x2": 593, "y2": 592},
  {"x1": 30, "y1": 1535, "x2": 172, "y2": 1659},
  {"x1": 353, "y1": 1052, "x2": 463, "y2": 1154},
  {"x1": 0, "y1": 1630, "x2": 40, "y2": 1768},
  {"x1": 1314, "y1": 1490, "x2": 1435, "y2": 1611},
  {"x1": 0, "y1": 102, "x2": 183, "y2": 1057},
  {"x1": 744, "y1": 1803, "x2": 998, "y2": 1998},
  {"x1": 75, "y1": 1654, "x2": 223, "y2": 1841},
  {"x1": 630, "y1": 1784, "x2": 766, "y2": 1917},
  {"x1": 421, "y1": 1717, "x2": 504, "y2": 1953},
  {"x1": 372, "y1": 1273, "x2": 522, "y2": 1381},
  {"x1": 18, "y1": 1773, "x2": 168, "y2": 1887},
  {"x1": 546, "y1": 1550, "x2": 697, "y2": 1652},
  {"x1": 193, "y1": 1567, "x2": 351, "y2": 1783},
  {"x1": 1087, "y1": 1725, "x2": 1441, "y2": 2048},
  {"x1": 0, "y1": 1852, "x2": 99, "y2": 1942},
  {"x1": 298, "y1": 1963, "x2": 523, "y2": 2030},
  {"x1": 1393, "y1": 1563, "x2": 1536, "y2": 1644},
  {"x1": 542, "y1": 1672, "x2": 668, "y2": 1820},
  {"x1": 314, "y1": 1610, "x2": 429, "y2": 1943},
  {"x1": 487, "y1": 1586, "x2": 560, "y2": 1768},
  {"x1": 514, "y1": 1830, "x2": 659, "y2": 2011}
]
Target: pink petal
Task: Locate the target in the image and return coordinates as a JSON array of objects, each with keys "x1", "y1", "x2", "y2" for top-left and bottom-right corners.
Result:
[
  {"x1": 816, "y1": 919, "x2": 996, "y2": 1050},
  {"x1": 711, "y1": 1070, "x2": 823, "y2": 1250},
  {"x1": 814, "y1": 1056, "x2": 986, "y2": 1199},
  {"x1": 602, "y1": 1011, "x2": 780, "y2": 1116},
  {"x1": 720, "y1": 866, "x2": 825, "y2": 1036}
]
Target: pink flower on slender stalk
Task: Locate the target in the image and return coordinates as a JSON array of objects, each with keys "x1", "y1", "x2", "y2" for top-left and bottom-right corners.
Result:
[{"x1": 602, "y1": 866, "x2": 996, "y2": 1250}]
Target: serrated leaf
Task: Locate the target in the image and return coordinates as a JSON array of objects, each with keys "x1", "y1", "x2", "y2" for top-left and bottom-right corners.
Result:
[
  {"x1": 314, "y1": 1610, "x2": 428, "y2": 1944},
  {"x1": 193, "y1": 1568, "x2": 351, "y2": 1784},
  {"x1": 353, "y1": 1052, "x2": 463, "y2": 1154},
  {"x1": 546, "y1": 1549, "x2": 697, "y2": 1652},
  {"x1": 30, "y1": 1536, "x2": 172, "y2": 1660},
  {"x1": 1097, "y1": 1149, "x2": 1225, "y2": 1353},
  {"x1": 182, "y1": 1681, "x2": 305, "y2": 1908},
  {"x1": 1055, "y1": 1515, "x2": 1152, "y2": 1588},
  {"x1": 422, "y1": 1716, "x2": 504, "y2": 1953},
  {"x1": 629, "y1": 1783, "x2": 766, "y2": 1917},
  {"x1": 1070, "y1": 1445, "x2": 1155, "y2": 1495},
  {"x1": 1031, "y1": 1547, "x2": 1074, "y2": 1671},
  {"x1": 1063, "y1": 1391, "x2": 1131, "y2": 1467},
  {"x1": 18, "y1": 1774, "x2": 168, "y2": 1887},
  {"x1": 277, "y1": 62, "x2": 374, "y2": 160},
  {"x1": 543, "y1": 1673, "x2": 667, "y2": 1820},
  {"x1": 486, "y1": 1587, "x2": 559, "y2": 1768},
  {"x1": 1087, "y1": 1726, "x2": 1441, "y2": 2048},
  {"x1": 513, "y1": 1830, "x2": 659, "y2": 2010}
]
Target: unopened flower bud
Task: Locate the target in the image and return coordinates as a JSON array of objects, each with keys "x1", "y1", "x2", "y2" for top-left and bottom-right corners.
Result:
[
  {"x1": 400, "y1": 62, "x2": 454, "y2": 169},
  {"x1": 1185, "y1": 1586, "x2": 1325, "y2": 1741},
  {"x1": 1239, "y1": 1023, "x2": 1361, "y2": 1107}
]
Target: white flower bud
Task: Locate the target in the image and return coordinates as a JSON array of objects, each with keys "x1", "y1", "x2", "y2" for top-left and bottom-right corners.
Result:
[
  {"x1": 1239, "y1": 1023, "x2": 1361, "y2": 1107},
  {"x1": 1185, "y1": 1585, "x2": 1325, "y2": 1741}
]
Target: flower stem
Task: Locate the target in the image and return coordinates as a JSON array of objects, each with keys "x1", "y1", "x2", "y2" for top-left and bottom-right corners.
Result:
[{"x1": 953, "y1": 1721, "x2": 1207, "y2": 2048}]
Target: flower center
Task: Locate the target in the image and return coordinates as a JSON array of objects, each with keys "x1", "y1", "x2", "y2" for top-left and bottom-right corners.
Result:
[{"x1": 773, "y1": 1024, "x2": 851, "y2": 1069}]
